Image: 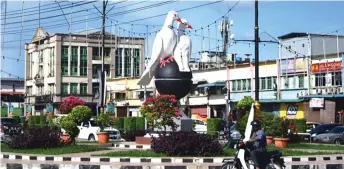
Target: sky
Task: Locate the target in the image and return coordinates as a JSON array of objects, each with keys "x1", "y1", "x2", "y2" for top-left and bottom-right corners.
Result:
[{"x1": 1, "y1": 0, "x2": 344, "y2": 79}]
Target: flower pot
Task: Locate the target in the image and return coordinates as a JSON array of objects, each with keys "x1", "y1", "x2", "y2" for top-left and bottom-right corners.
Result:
[
  {"x1": 97, "y1": 132, "x2": 109, "y2": 144},
  {"x1": 61, "y1": 134, "x2": 71, "y2": 143},
  {"x1": 266, "y1": 136, "x2": 274, "y2": 145},
  {"x1": 274, "y1": 138, "x2": 289, "y2": 148}
]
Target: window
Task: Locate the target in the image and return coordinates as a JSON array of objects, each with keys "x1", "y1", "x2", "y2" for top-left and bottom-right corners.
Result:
[
  {"x1": 80, "y1": 83, "x2": 87, "y2": 94},
  {"x1": 315, "y1": 73, "x2": 326, "y2": 87},
  {"x1": 115, "y1": 48, "x2": 123, "y2": 77},
  {"x1": 104, "y1": 48, "x2": 111, "y2": 57},
  {"x1": 93, "y1": 83, "x2": 99, "y2": 95},
  {"x1": 248, "y1": 79, "x2": 251, "y2": 90},
  {"x1": 261, "y1": 78, "x2": 266, "y2": 90},
  {"x1": 242, "y1": 79, "x2": 247, "y2": 91},
  {"x1": 61, "y1": 83, "x2": 69, "y2": 94},
  {"x1": 39, "y1": 50, "x2": 43, "y2": 63},
  {"x1": 272, "y1": 77, "x2": 276, "y2": 89},
  {"x1": 92, "y1": 47, "x2": 101, "y2": 57},
  {"x1": 267, "y1": 77, "x2": 272, "y2": 89},
  {"x1": 38, "y1": 65, "x2": 43, "y2": 77},
  {"x1": 49, "y1": 47, "x2": 55, "y2": 76},
  {"x1": 237, "y1": 80, "x2": 242, "y2": 91},
  {"x1": 80, "y1": 47, "x2": 87, "y2": 76},
  {"x1": 298, "y1": 75, "x2": 304, "y2": 88},
  {"x1": 61, "y1": 46, "x2": 69, "y2": 76},
  {"x1": 334, "y1": 72, "x2": 342, "y2": 86},
  {"x1": 26, "y1": 86, "x2": 32, "y2": 96},
  {"x1": 124, "y1": 48, "x2": 131, "y2": 76},
  {"x1": 70, "y1": 83, "x2": 78, "y2": 94},
  {"x1": 232, "y1": 81, "x2": 236, "y2": 91},
  {"x1": 48, "y1": 84, "x2": 55, "y2": 94},
  {"x1": 71, "y1": 46, "x2": 78, "y2": 76},
  {"x1": 134, "y1": 49, "x2": 140, "y2": 76},
  {"x1": 37, "y1": 86, "x2": 43, "y2": 95}
]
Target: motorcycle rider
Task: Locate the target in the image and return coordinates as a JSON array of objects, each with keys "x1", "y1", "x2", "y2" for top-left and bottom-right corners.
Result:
[{"x1": 244, "y1": 120, "x2": 267, "y2": 169}]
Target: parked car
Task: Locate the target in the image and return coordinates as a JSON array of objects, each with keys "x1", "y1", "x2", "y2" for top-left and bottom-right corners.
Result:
[
  {"x1": 313, "y1": 126, "x2": 344, "y2": 145},
  {"x1": 192, "y1": 119, "x2": 207, "y2": 132},
  {"x1": 306, "y1": 122, "x2": 321, "y2": 133},
  {"x1": 306, "y1": 124, "x2": 343, "y2": 141},
  {"x1": 0, "y1": 117, "x2": 22, "y2": 140},
  {"x1": 61, "y1": 119, "x2": 121, "y2": 141}
]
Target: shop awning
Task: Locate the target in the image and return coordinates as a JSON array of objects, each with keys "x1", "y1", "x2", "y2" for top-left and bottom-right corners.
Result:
[
  {"x1": 299, "y1": 94, "x2": 344, "y2": 99},
  {"x1": 197, "y1": 81, "x2": 226, "y2": 88},
  {"x1": 258, "y1": 99, "x2": 306, "y2": 103}
]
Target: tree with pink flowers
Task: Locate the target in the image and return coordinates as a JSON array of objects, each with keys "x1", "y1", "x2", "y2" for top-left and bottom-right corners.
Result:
[
  {"x1": 140, "y1": 94, "x2": 182, "y2": 131},
  {"x1": 59, "y1": 96, "x2": 85, "y2": 114}
]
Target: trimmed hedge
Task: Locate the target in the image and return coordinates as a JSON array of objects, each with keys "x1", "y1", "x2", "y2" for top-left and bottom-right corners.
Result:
[
  {"x1": 124, "y1": 117, "x2": 136, "y2": 131},
  {"x1": 12, "y1": 116, "x2": 20, "y2": 123},
  {"x1": 207, "y1": 118, "x2": 221, "y2": 136},
  {"x1": 114, "y1": 117, "x2": 125, "y2": 130},
  {"x1": 136, "y1": 117, "x2": 145, "y2": 130},
  {"x1": 289, "y1": 118, "x2": 307, "y2": 133},
  {"x1": 40, "y1": 115, "x2": 46, "y2": 128}
]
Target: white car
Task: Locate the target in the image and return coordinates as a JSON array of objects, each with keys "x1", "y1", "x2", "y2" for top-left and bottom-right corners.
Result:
[
  {"x1": 62, "y1": 120, "x2": 121, "y2": 141},
  {"x1": 193, "y1": 119, "x2": 207, "y2": 132}
]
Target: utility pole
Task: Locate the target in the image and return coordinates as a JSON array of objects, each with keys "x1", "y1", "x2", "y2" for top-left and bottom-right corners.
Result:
[
  {"x1": 99, "y1": 0, "x2": 107, "y2": 113},
  {"x1": 254, "y1": 0, "x2": 260, "y2": 101}
]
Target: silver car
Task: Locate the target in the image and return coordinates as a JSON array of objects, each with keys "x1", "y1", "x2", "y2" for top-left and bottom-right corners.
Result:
[{"x1": 314, "y1": 126, "x2": 344, "y2": 145}]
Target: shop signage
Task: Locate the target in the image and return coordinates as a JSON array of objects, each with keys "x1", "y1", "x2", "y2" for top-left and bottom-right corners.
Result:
[
  {"x1": 106, "y1": 102, "x2": 115, "y2": 113},
  {"x1": 280, "y1": 59, "x2": 295, "y2": 73},
  {"x1": 286, "y1": 105, "x2": 298, "y2": 118},
  {"x1": 8, "y1": 104, "x2": 13, "y2": 117},
  {"x1": 309, "y1": 98, "x2": 324, "y2": 108},
  {"x1": 311, "y1": 61, "x2": 342, "y2": 72}
]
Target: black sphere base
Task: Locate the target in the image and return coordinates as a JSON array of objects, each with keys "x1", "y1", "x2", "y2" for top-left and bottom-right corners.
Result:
[{"x1": 154, "y1": 59, "x2": 192, "y2": 100}]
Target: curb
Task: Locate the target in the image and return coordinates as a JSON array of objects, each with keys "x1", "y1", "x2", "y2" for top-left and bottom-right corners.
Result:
[
  {"x1": 112, "y1": 143, "x2": 151, "y2": 149},
  {"x1": 1, "y1": 154, "x2": 343, "y2": 164}
]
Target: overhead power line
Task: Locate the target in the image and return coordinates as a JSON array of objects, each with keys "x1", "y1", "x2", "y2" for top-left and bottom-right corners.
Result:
[
  {"x1": 1, "y1": 1, "x2": 174, "y2": 35},
  {"x1": 1, "y1": 69, "x2": 23, "y2": 79}
]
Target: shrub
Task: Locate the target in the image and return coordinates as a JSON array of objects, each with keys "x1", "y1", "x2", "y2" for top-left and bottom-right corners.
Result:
[
  {"x1": 20, "y1": 117, "x2": 27, "y2": 129},
  {"x1": 121, "y1": 129, "x2": 147, "y2": 141},
  {"x1": 96, "y1": 113, "x2": 110, "y2": 132},
  {"x1": 207, "y1": 118, "x2": 221, "y2": 136},
  {"x1": 266, "y1": 117, "x2": 290, "y2": 138},
  {"x1": 59, "y1": 96, "x2": 85, "y2": 114},
  {"x1": 261, "y1": 112, "x2": 277, "y2": 136},
  {"x1": 151, "y1": 131, "x2": 222, "y2": 156},
  {"x1": 33, "y1": 116, "x2": 41, "y2": 125},
  {"x1": 12, "y1": 116, "x2": 20, "y2": 123},
  {"x1": 69, "y1": 105, "x2": 92, "y2": 124},
  {"x1": 28, "y1": 116, "x2": 34, "y2": 128},
  {"x1": 236, "y1": 113, "x2": 248, "y2": 136},
  {"x1": 237, "y1": 96, "x2": 254, "y2": 111},
  {"x1": 136, "y1": 117, "x2": 145, "y2": 130},
  {"x1": 48, "y1": 116, "x2": 57, "y2": 131},
  {"x1": 114, "y1": 117, "x2": 124, "y2": 130},
  {"x1": 140, "y1": 94, "x2": 181, "y2": 131},
  {"x1": 60, "y1": 116, "x2": 79, "y2": 143},
  {"x1": 5, "y1": 128, "x2": 60, "y2": 149},
  {"x1": 40, "y1": 115, "x2": 46, "y2": 128},
  {"x1": 124, "y1": 117, "x2": 136, "y2": 131},
  {"x1": 289, "y1": 118, "x2": 307, "y2": 133}
]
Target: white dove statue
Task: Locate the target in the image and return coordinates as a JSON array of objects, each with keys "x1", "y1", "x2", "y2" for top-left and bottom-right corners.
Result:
[
  {"x1": 173, "y1": 19, "x2": 193, "y2": 72},
  {"x1": 137, "y1": 10, "x2": 182, "y2": 86}
]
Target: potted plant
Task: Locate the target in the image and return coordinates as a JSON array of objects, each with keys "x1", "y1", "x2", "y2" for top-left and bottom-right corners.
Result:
[
  {"x1": 60, "y1": 116, "x2": 79, "y2": 144},
  {"x1": 261, "y1": 112, "x2": 277, "y2": 145},
  {"x1": 96, "y1": 112, "x2": 110, "y2": 144},
  {"x1": 273, "y1": 117, "x2": 290, "y2": 148}
]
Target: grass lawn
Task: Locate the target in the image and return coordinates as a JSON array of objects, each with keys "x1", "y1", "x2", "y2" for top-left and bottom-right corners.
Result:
[
  {"x1": 1, "y1": 143, "x2": 108, "y2": 155},
  {"x1": 286, "y1": 143, "x2": 344, "y2": 150},
  {"x1": 94, "y1": 147, "x2": 341, "y2": 157}
]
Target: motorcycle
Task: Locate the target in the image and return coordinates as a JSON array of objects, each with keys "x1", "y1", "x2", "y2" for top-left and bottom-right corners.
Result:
[{"x1": 221, "y1": 140, "x2": 285, "y2": 169}]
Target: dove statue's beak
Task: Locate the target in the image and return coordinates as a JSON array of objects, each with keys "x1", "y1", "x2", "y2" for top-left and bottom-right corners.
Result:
[
  {"x1": 187, "y1": 24, "x2": 193, "y2": 29},
  {"x1": 176, "y1": 17, "x2": 182, "y2": 23}
]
